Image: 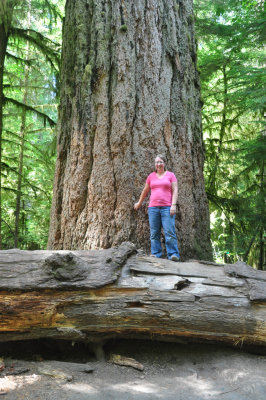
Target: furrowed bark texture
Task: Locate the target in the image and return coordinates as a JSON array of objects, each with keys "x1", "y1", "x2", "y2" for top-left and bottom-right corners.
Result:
[
  {"x1": 48, "y1": 0, "x2": 212, "y2": 260},
  {"x1": 0, "y1": 244, "x2": 266, "y2": 347}
]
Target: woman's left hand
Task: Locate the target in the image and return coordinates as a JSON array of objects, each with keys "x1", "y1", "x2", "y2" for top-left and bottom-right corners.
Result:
[{"x1": 170, "y1": 205, "x2": 176, "y2": 216}]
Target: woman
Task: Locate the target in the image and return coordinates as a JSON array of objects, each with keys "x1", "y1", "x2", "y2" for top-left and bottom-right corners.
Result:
[{"x1": 134, "y1": 155, "x2": 180, "y2": 261}]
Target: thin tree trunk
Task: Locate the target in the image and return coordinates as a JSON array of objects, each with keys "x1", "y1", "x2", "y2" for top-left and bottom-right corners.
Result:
[
  {"x1": 244, "y1": 228, "x2": 258, "y2": 263},
  {"x1": 14, "y1": 108, "x2": 27, "y2": 247},
  {"x1": 48, "y1": 0, "x2": 212, "y2": 260},
  {"x1": 258, "y1": 160, "x2": 265, "y2": 270},
  {"x1": 0, "y1": 24, "x2": 8, "y2": 250},
  {"x1": 259, "y1": 227, "x2": 264, "y2": 270},
  {"x1": 224, "y1": 221, "x2": 234, "y2": 264},
  {"x1": 0, "y1": 1, "x2": 17, "y2": 249},
  {"x1": 207, "y1": 63, "x2": 228, "y2": 192},
  {"x1": 14, "y1": 1, "x2": 31, "y2": 248}
]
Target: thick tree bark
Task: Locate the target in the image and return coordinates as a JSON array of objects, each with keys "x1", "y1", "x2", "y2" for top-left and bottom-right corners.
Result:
[
  {"x1": 0, "y1": 243, "x2": 266, "y2": 348},
  {"x1": 48, "y1": 0, "x2": 212, "y2": 260}
]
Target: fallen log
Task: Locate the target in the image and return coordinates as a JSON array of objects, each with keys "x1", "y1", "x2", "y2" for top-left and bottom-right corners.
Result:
[{"x1": 0, "y1": 242, "x2": 265, "y2": 349}]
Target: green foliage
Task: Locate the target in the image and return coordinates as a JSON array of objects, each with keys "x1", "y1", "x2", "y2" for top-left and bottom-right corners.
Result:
[
  {"x1": 195, "y1": 0, "x2": 265, "y2": 269},
  {"x1": 2, "y1": 0, "x2": 264, "y2": 263},
  {"x1": 120, "y1": 24, "x2": 128, "y2": 32},
  {"x1": 1, "y1": 0, "x2": 64, "y2": 249}
]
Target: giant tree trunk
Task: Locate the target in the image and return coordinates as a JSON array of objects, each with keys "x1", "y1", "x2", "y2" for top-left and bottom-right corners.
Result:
[
  {"x1": 0, "y1": 243, "x2": 266, "y2": 348},
  {"x1": 48, "y1": 0, "x2": 212, "y2": 260}
]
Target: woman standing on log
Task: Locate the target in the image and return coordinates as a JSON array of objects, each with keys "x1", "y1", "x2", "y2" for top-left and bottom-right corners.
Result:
[{"x1": 134, "y1": 155, "x2": 180, "y2": 261}]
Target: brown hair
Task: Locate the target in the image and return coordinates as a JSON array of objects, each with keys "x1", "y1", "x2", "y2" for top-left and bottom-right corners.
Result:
[{"x1": 154, "y1": 154, "x2": 167, "y2": 172}]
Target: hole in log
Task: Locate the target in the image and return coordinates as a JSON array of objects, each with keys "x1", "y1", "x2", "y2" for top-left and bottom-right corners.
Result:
[
  {"x1": 126, "y1": 301, "x2": 145, "y2": 308},
  {"x1": 174, "y1": 279, "x2": 191, "y2": 290},
  {"x1": 0, "y1": 338, "x2": 265, "y2": 370},
  {"x1": 0, "y1": 339, "x2": 96, "y2": 363}
]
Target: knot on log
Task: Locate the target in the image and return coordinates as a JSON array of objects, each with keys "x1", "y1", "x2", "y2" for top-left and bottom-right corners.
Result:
[
  {"x1": 107, "y1": 242, "x2": 137, "y2": 267},
  {"x1": 174, "y1": 279, "x2": 191, "y2": 290},
  {"x1": 43, "y1": 253, "x2": 88, "y2": 282}
]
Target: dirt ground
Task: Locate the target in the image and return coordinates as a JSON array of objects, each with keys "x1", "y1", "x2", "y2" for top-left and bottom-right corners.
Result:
[{"x1": 0, "y1": 340, "x2": 266, "y2": 400}]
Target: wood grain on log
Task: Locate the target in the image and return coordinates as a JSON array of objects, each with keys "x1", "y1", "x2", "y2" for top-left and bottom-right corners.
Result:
[{"x1": 0, "y1": 243, "x2": 265, "y2": 347}]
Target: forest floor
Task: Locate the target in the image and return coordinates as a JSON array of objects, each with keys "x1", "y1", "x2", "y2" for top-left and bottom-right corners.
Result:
[{"x1": 0, "y1": 339, "x2": 265, "y2": 400}]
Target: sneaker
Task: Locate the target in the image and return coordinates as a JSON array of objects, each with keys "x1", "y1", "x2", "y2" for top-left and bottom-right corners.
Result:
[{"x1": 171, "y1": 255, "x2": 180, "y2": 262}]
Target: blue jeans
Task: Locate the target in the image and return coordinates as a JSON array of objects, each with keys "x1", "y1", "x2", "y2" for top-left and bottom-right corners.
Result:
[{"x1": 148, "y1": 206, "x2": 180, "y2": 259}]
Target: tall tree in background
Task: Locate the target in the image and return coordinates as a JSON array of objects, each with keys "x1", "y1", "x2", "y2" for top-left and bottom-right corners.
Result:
[
  {"x1": 48, "y1": 0, "x2": 212, "y2": 260},
  {"x1": 195, "y1": 0, "x2": 265, "y2": 268},
  {"x1": 0, "y1": 0, "x2": 61, "y2": 249},
  {"x1": 14, "y1": 3, "x2": 32, "y2": 248}
]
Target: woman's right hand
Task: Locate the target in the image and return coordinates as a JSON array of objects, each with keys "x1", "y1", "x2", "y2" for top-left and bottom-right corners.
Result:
[
  {"x1": 134, "y1": 183, "x2": 150, "y2": 211},
  {"x1": 134, "y1": 202, "x2": 141, "y2": 210}
]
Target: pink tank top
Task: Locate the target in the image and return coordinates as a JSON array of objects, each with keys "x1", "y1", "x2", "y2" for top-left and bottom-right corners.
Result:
[{"x1": 146, "y1": 171, "x2": 177, "y2": 207}]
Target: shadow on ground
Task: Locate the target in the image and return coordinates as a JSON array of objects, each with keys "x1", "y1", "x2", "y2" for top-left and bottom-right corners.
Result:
[{"x1": 0, "y1": 339, "x2": 265, "y2": 400}]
